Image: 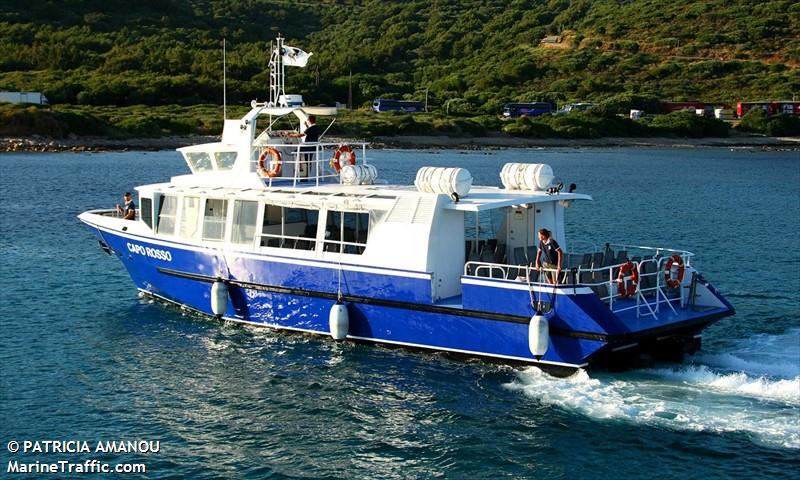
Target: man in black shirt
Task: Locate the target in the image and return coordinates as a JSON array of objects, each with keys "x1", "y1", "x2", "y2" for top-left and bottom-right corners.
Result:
[
  {"x1": 535, "y1": 228, "x2": 562, "y2": 284},
  {"x1": 115, "y1": 192, "x2": 136, "y2": 220},
  {"x1": 290, "y1": 115, "x2": 322, "y2": 177}
]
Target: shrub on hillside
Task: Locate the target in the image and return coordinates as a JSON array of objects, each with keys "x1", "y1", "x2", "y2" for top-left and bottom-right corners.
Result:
[
  {"x1": 646, "y1": 110, "x2": 729, "y2": 137},
  {"x1": 737, "y1": 109, "x2": 800, "y2": 136},
  {"x1": 764, "y1": 114, "x2": 800, "y2": 136},
  {"x1": 736, "y1": 108, "x2": 769, "y2": 133},
  {"x1": 596, "y1": 93, "x2": 662, "y2": 115},
  {"x1": 502, "y1": 117, "x2": 556, "y2": 138},
  {"x1": 0, "y1": 104, "x2": 66, "y2": 137}
]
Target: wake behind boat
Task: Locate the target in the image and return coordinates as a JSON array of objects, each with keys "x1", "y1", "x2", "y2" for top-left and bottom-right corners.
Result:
[{"x1": 79, "y1": 37, "x2": 734, "y2": 376}]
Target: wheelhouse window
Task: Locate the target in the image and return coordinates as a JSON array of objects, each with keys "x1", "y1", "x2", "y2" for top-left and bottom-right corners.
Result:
[
  {"x1": 140, "y1": 197, "x2": 153, "y2": 229},
  {"x1": 324, "y1": 210, "x2": 369, "y2": 254},
  {"x1": 214, "y1": 152, "x2": 237, "y2": 170},
  {"x1": 202, "y1": 198, "x2": 228, "y2": 241},
  {"x1": 179, "y1": 196, "x2": 200, "y2": 239},
  {"x1": 156, "y1": 195, "x2": 178, "y2": 235},
  {"x1": 260, "y1": 205, "x2": 319, "y2": 250},
  {"x1": 185, "y1": 152, "x2": 213, "y2": 172},
  {"x1": 232, "y1": 200, "x2": 258, "y2": 245}
]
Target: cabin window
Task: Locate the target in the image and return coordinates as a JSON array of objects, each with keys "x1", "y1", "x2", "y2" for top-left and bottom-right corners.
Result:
[
  {"x1": 179, "y1": 196, "x2": 201, "y2": 239},
  {"x1": 156, "y1": 195, "x2": 178, "y2": 235},
  {"x1": 232, "y1": 200, "x2": 258, "y2": 245},
  {"x1": 186, "y1": 152, "x2": 213, "y2": 172},
  {"x1": 214, "y1": 152, "x2": 237, "y2": 170},
  {"x1": 140, "y1": 198, "x2": 153, "y2": 229},
  {"x1": 324, "y1": 210, "x2": 369, "y2": 254},
  {"x1": 202, "y1": 198, "x2": 228, "y2": 241},
  {"x1": 260, "y1": 205, "x2": 319, "y2": 250}
]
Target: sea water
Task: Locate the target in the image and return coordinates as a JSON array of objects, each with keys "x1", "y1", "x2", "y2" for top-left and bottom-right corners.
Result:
[{"x1": 1, "y1": 147, "x2": 798, "y2": 478}]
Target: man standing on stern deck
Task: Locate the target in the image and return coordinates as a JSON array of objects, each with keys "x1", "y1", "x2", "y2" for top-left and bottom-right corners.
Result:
[{"x1": 535, "y1": 228, "x2": 562, "y2": 284}]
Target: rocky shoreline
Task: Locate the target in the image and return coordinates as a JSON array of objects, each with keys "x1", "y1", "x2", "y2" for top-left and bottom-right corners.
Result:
[
  {"x1": 0, "y1": 135, "x2": 219, "y2": 153},
  {"x1": 2, "y1": 133, "x2": 798, "y2": 153}
]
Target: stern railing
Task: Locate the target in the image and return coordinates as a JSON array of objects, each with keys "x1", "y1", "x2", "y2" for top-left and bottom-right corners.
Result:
[{"x1": 464, "y1": 244, "x2": 695, "y2": 319}]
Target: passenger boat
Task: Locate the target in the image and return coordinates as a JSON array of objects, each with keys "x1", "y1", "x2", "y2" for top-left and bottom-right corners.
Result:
[{"x1": 79, "y1": 38, "x2": 735, "y2": 376}]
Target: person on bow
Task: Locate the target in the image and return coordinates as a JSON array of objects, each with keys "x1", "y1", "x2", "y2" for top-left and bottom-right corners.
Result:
[{"x1": 116, "y1": 192, "x2": 136, "y2": 220}]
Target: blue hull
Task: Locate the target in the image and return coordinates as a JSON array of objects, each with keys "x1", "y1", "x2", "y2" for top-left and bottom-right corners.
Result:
[{"x1": 84, "y1": 222, "x2": 734, "y2": 374}]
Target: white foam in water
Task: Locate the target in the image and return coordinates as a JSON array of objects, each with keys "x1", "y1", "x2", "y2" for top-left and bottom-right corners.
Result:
[
  {"x1": 695, "y1": 328, "x2": 800, "y2": 379},
  {"x1": 505, "y1": 330, "x2": 800, "y2": 449},
  {"x1": 641, "y1": 365, "x2": 800, "y2": 405}
]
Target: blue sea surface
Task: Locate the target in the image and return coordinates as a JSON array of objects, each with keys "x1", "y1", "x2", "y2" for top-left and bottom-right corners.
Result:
[{"x1": 1, "y1": 147, "x2": 799, "y2": 479}]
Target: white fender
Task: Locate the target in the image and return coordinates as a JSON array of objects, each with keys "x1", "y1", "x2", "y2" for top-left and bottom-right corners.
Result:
[
  {"x1": 528, "y1": 314, "x2": 549, "y2": 359},
  {"x1": 329, "y1": 302, "x2": 349, "y2": 340},
  {"x1": 210, "y1": 280, "x2": 228, "y2": 317}
]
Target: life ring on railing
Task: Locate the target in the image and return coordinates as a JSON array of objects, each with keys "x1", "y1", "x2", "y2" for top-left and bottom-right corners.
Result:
[
  {"x1": 663, "y1": 254, "x2": 685, "y2": 289},
  {"x1": 330, "y1": 145, "x2": 356, "y2": 172},
  {"x1": 616, "y1": 261, "x2": 639, "y2": 297},
  {"x1": 257, "y1": 147, "x2": 282, "y2": 178}
]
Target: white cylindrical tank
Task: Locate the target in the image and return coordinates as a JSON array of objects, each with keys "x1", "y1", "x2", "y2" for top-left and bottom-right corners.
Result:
[
  {"x1": 528, "y1": 314, "x2": 550, "y2": 359},
  {"x1": 414, "y1": 167, "x2": 473, "y2": 197},
  {"x1": 210, "y1": 280, "x2": 228, "y2": 317},
  {"x1": 278, "y1": 94, "x2": 304, "y2": 107},
  {"x1": 500, "y1": 163, "x2": 554, "y2": 191},
  {"x1": 329, "y1": 302, "x2": 349, "y2": 340},
  {"x1": 340, "y1": 164, "x2": 378, "y2": 185}
]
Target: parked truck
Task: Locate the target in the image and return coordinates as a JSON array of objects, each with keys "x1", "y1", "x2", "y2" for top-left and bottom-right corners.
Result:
[{"x1": 0, "y1": 91, "x2": 49, "y2": 105}]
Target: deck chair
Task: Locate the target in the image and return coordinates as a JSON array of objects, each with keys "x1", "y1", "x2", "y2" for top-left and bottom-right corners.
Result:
[{"x1": 493, "y1": 244, "x2": 507, "y2": 264}]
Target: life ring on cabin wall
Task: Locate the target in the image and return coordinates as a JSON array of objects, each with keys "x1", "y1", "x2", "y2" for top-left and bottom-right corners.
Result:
[
  {"x1": 616, "y1": 261, "x2": 639, "y2": 297},
  {"x1": 258, "y1": 147, "x2": 282, "y2": 178},
  {"x1": 663, "y1": 254, "x2": 685, "y2": 289},
  {"x1": 330, "y1": 145, "x2": 356, "y2": 172}
]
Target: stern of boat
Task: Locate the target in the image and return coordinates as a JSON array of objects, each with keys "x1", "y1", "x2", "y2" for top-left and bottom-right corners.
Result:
[{"x1": 461, "y1": 244, "x2": 735, "y2": 370}]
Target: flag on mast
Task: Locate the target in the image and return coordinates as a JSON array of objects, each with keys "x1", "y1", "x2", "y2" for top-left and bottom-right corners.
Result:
[{"x1": 282, "y1": 45, "x2": 312, "y2": 67}]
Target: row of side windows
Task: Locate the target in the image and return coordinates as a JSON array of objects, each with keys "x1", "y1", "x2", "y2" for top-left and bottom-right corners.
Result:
[{"x1": 152, "y1": 195, "x2": 370, "y2": 254}]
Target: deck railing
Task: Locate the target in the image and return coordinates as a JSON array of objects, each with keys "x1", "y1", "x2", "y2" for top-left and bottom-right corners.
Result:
[
  {"x1": 464, "y1": 244, "x2": 695, "y2": 319},
  {"x1": 251, "y1": 141, "x2": 370, "y2": 188}
]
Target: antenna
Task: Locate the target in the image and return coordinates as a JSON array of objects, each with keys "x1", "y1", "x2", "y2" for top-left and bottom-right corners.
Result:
[{"x1": 223, "y1": 37, "x2": 227, "y2": 120}]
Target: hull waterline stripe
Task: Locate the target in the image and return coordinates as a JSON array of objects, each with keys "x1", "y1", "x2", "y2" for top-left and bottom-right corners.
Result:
[
  {"x1": 155, "y1": 267, "x2": 734, "y2": 344},
  {"x1": 138, "y1": 289, "x2": 587, "y2": 370},
  {"x1": 156, "y1": 266, "x2": 601, "y2": 341}
]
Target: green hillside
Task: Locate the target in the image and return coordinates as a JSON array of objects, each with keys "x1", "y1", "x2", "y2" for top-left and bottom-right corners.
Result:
[{"x1": 0, "y1": 0, "x2": 798, "y2": 138}]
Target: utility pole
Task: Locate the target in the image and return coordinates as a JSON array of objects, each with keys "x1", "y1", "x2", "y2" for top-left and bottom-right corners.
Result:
[
  {"x1": 425, "y1": 87, "x2": 429, "y2": 112},
  {"x1": 348, "y1": 70, "x2": 352, "y2": 110},
  {"x1": 222, "y1": 37, "x2": 226, "y2": 120}
]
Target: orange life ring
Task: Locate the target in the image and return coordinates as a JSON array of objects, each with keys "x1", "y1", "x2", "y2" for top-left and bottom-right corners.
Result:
[
  {"x1": 258, "y1": 147, "x2": 282, "y2": 178},
  {"x1": 617, "y1": 261, "x2": 639, "y2": 297},
  {"x1": 330, "y1": 145, "x2": 356, "y2": 172},
  {"x1": 664, "y1": 254, "x2": 685, "y2": 289}
]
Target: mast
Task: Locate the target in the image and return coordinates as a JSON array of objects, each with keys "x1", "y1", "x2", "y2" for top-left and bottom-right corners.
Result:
[{"x1": 269, "y1": 34, "x2": 286, "y2": 107}]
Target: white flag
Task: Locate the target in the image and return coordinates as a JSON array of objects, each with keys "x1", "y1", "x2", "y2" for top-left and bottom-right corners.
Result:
[{"x1": 282, "y1": 45, "x2": 312, "y2": 67}]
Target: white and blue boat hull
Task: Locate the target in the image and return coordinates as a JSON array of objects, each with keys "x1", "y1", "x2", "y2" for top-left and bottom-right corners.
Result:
[{"x1": 84, "y1": 220, "x2": 734, "y2": 375}]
